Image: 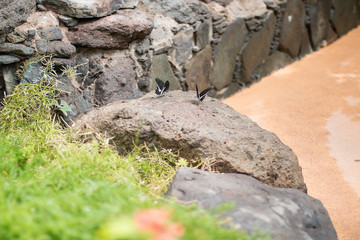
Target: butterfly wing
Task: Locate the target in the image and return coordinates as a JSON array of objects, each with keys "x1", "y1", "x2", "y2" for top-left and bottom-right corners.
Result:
[
  {"x1": 199, "y1": 87, "x2": 212, "y2": 101},
  {"x1": 163, "y1": 81, "x2": 170, "y2": 94},
  {"x1": 155, "y1": 78, "x2": 165, "y2": 95},
  {"x1": 196, "y1": 84, "x2": 200, "y2": 100}
]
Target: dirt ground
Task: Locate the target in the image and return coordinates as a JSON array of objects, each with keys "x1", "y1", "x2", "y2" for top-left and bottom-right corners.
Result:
[{"x1": 223, "y1": 27, "x2": 360, "y2": 240}]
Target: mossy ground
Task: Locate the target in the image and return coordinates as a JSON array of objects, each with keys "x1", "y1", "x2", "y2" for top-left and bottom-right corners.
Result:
[{"x1": 0, "y1": 78, "x2": 270, "y2": 239}]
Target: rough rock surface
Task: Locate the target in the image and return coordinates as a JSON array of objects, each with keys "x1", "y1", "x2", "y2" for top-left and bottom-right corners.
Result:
[
  {"x1": 0, "y1": 0, "x2": 36, "y2": 43},
  {"x1": 6, "y1": 30, "x2": 28, "y2": 44},
  {"x1": 210, "y1": 18, "x2": 248, "y2": 90},
  {"x1": 169, "y1": 27, "x2": 194, "y2": 69},
  {"x1": 0, "y1": 55, "x2": 21, "y2": 65},
  {"x1": 46, "y1": 41, "x2": 76, "y2": 58},
  {"x1": 226, "y1": 0, "x2": 267, "y2": 21},
  {"x1": 74, "y1": 90, "x2": 307, "y2": 192},
  {"x1": 167, "y1": 167, "x2": 337, "y2": 240},
  {"x1": 241, "y1": 11, "x2": 276, "y2": 83},
  {"x1": 261, "y1": 50, "x2": 292, "y2": 77},
  {"x1": 149, "y1": 54, "x2": 181, "y2": 92},
  {"x1": 75, "y1": 54, "x2": 103, "y2": 90},
  {"x1": 331, "y1": 0, "x2": 359, "y2": 36},
  {"x1": 66, "y1": 10, "x2": 153, "y2": 49},
  {"x1": 20, "y1": 61, "x2": 47, "y2": 84},
  {"x1": 306, "y1": 0, "x2": 331, "y2": 49},
  {"x1": 149, "y1": 15, "x2": 178, "y2": 54},
  {"x1": 195, "y1": 19, "x2": 212, "y2": 50},
  {"x1": 42, "y1": 0, "x2": 133, "y2": 18},
  {"x1": 278, "y1": 0, "x2": 305, "y2": 58},
  {"x1": 185, "y1": 44, "x2": 212, "y2": 91},
  {"x1": 3, "y1": 64, "x2": 18, "y2": 95},
  {"x1": 94, "y1": 58, "x2": 143, "y2": 106},
  {"x1": 58, "y1": 14, "x2": 79, "y2": 27},
  {"x1": 38, "y1": 27, "x2": 64, "y2": 41},
  {"x1": 142, "y1": 0, "x2": 210, "y2": 24},
  {"x1": 57, "y1": 75, "x2": 92, "y2": 123},
  {"x1": 0, "y1": 43, "x2": 34, "y2": 56}
]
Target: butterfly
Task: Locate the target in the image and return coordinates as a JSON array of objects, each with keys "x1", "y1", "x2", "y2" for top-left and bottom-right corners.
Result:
[
  {"x1": 196, "y1": 84, "x2": 212, "y2": 101},
  {"x1": 155, "y1": 78, "x2": 170, "y2": 95}
]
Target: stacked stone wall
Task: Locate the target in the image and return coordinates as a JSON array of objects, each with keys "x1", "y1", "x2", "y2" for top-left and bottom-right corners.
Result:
[{"x1": 0, "y1": 0, "x2": 359, "y2": 121}]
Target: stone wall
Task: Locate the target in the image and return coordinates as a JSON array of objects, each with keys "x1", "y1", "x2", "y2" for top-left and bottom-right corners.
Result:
[{"x1": 0, "y1": 0, "x2": 359, "y2": 120}]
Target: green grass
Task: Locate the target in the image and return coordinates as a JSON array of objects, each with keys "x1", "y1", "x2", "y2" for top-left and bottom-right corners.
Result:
[{"x1": 0, "y1": 82, "x2": 270, "y2": 240}]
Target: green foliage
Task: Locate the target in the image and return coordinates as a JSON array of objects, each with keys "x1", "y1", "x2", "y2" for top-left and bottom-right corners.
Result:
[
  {"x1": 0, "y1": 78, "x2": 270, "y2": 240},
  {"x1": 128, "y1": 144, "x2": 216, "y2": 195}
]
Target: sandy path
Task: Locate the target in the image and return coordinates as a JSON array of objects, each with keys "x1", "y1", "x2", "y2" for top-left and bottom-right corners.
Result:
[{"x1": 223, "y1": 27, "x2": 360, "y2": 240}]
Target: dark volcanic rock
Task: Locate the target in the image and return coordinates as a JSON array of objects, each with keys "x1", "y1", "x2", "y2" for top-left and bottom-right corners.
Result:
[
  {"x1": 331, "y1": 0, "x2": 359, "y2": 36},
  {"x1": 38, "y1": 27, "x2": 64, "y2": 41},
  {"x1": 142, "y1": 0, "x2": 210, "y2": 24},
  {"x1": 3, "y1": 64, "x2": 18, "y2": 95},
  {"x1": 167, "y1": 167, "x2": 337, "y2": 240},
  {"x1": 0, "y1": 0, "x2": 36, "y2": 43},
  {"x1": 185, "y1": 44, "x2": 212, "y2": 91},
  {"x1": 57, "y1": 75, "x2": 92, "y2": 123},
  {"x1": 149, "y1": 54, "x2": 181, "y2": 92},
  {"x1": 46, "y1": 41, "x2": 76, "y2": 58},
  {"x1": 278, "y1": 0, "x2": 306, "y2": 58},
  {"x1": 26, "y1": 29, "x2": 36, "y2": 47},
  {"x1": 261, "y1": 51, "x2": 292, "y2": 77},
  {"x1": 210, "y1": 18, "x2": 248, "y2": 90},
  {"x1": 169, "y1": 27, "x2": 194, "y2": 67},
  {"x1": 94, "y1": 58, "x2": 142, "y2": 106},
  {"x1": 42, "y1": 0, "x2": 133, "y2": 18},
  {"x1": 35, "y1": 39, "x2": 47, "y2": 55},
  {"x1": 75, "y1": 55, "x2": 103, "y2": 89},
  {"x1": 0, "y1": 43, "x2": 34, "y2": 56},
  {"x1": 20, "y1": 61, "x2": 46, "y2": 84},
  {"x1": 306, "y1": 0, "x2": 332, "y2": 50},
  {"x1": 74, "y1": 90, "x2": 307, "y2": 192},
  {"x1": 299, "y1": 27, "x2": 313, "y2": 57},
  {"x1": 241, "y1": 11, "x2": 276, "y2": 83},
  {"x1": 58, "y1": 14, "x2": 79, "y2": 27},
  {"x1": 66, "y1": 10, "x2": 153, "y2": 49},
  {"x1": 195, "y1": 19, "x2": 212, "y2": 50},
  {"x1": 7, "y1": 29, "x2": 28, "y2": 43},
  {"x1": 0, "y1": 55, "x2": 21, "y2": 65},
  {"x1": 52, "y1": 58, "x2": 75, "y2": 71}
]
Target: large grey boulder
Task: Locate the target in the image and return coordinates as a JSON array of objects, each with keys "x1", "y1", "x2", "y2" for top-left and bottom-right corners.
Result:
[
  {"x1": 74, "y1": 90, "x2": 307, "y2": 192},
  {"x1": 0, "y1": 0, "x2": 36, "y2": 43},
  {"x1": 66, "y1": 10, "x2": 153, "y2": 49},
  {"x1": 42, "y1": 0, "x2": 138, "y2": 18},
  {"x1": 167, "y1": 167, "x2": 337, "y2": 240}
]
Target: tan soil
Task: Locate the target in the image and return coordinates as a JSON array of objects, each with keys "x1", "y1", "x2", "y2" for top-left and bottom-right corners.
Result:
[{"x1": 223, "y1": 27, "x2": 360, "y2": 240}]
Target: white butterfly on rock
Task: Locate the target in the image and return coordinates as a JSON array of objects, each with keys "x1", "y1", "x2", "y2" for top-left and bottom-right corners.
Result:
[
  {"x1": 196, "y1": 84, "x2": 212, "y2": 101},
  {"x1": 155, "y1": 78, "x2": 170, "y2": 95}
]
